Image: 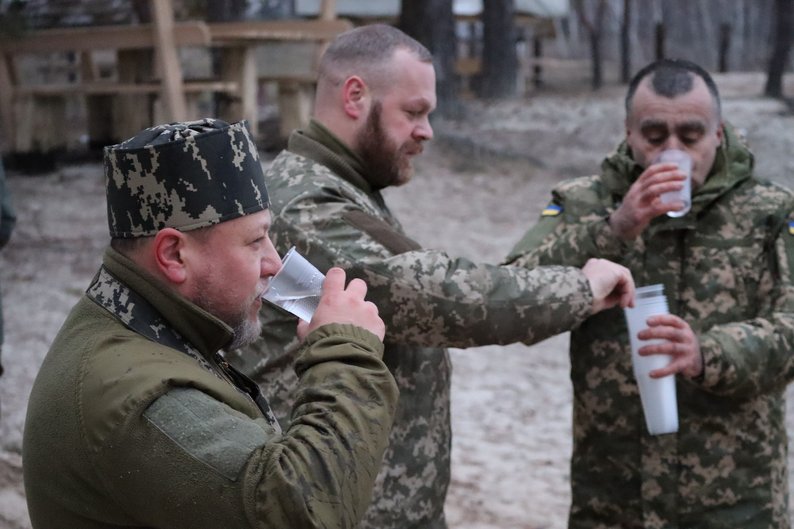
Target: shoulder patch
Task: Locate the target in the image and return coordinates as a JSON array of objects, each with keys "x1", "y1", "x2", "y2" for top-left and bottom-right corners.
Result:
[
  {"x1": 788, "y1": 220, "x2": 794, "y2": 235},
  {"x1": 542, "y1": 204, "x2": 563, "y2": 217}
]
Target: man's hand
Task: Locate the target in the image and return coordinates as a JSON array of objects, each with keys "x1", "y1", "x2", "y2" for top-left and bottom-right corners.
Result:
[
  {"x1": 637, "y1": 314, "x2": 703, "y2": 378},
  {"x1": 609, "y1": 162, "x2": 686, "y2": 240},
  {"x1": 582, "y1": 258, "x2": 635, "y2": 313},
  {"x1": 297, "y1": 267, "x2": 385, "y2": 341}
]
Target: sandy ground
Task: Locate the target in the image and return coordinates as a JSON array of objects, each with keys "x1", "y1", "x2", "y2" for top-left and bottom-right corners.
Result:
[{"x1": 2, "y1": 71, "x2": 794, "y2": 528}]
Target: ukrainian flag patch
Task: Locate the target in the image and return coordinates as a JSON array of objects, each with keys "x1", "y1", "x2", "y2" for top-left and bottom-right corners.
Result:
[
  {"x1": 788, "y1": 220, "x2": 794, "y2": 235},
  {"x1": 542, "y1": 204, "x2": 563, "y2": 217}
]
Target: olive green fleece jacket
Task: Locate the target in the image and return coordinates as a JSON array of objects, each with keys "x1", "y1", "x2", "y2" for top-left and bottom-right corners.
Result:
[{"x1": 23, "y1": 247, "x2": 398, "y2": 529}]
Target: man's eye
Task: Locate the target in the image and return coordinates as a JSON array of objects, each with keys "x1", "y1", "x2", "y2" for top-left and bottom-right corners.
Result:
[{"x1": 648, "y1": 136, "x2": 665, "y2": 145}]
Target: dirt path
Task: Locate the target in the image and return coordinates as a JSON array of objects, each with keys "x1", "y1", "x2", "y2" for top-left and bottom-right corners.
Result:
[{"x1": 2, "y1": 72, "x2": 794, "y2": 528}]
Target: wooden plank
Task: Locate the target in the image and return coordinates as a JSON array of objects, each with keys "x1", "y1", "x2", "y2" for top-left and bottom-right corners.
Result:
[
  {"x1": 258, "y1": 74, "x2": 316, "y2": 84},
  {"x1": 455, "y1": 56, "x2": 481, "y2": 76},
  {"x1": 217, "y1": 46, "x2": 258, "y2": 136},
  {"x1": 14, "y1": 80, "x2": 239, "y2": 96},
  {"x1": 150, "y1": 0, "x2": 187, "y2": 122},
  {"x1": 0, "y1": 54, "x2": 16, "y2": 151},
  {"x1": 277, "y1": 80, "x2": 312, "y2": 140},
  {"x1": 319, "y1": 0, "x2": 337, "y2": 20},
  {"x1": 115, "y1": 50, "x2": 155, "y2": 142},
  {"x1": 208, "y1": 19, "x2": 353, "y2": 43},
  {"x1": 0, "y1": 21, "x2": 210, "y2": 54}
]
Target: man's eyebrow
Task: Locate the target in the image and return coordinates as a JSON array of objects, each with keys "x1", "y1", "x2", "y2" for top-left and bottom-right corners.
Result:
[
  {"x1": 675, "y1": 121, "x2": 707, "y2": 134},
  {"x1": 639, "y1": 120, "x2": 669, "y2": 134},
  {"x1": 406, "y1": 97, "x2": 435, "y2": 110}
]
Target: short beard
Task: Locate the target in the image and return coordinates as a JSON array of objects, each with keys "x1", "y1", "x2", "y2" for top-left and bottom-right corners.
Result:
[
  {"x1": 193, "y1": 290, "x2": 261, "y2": 351},
  {"x1": 355, "y1": 101, "x2": 415, "y2": 189}
]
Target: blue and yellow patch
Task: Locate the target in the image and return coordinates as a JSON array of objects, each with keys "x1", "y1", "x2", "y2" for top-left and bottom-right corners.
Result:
[
  {"x1": 789, "y1": 220, "x2": 794, "y2": 235},
  {"x1": 542, "y1": 204, "x2": 563, "y2": 217}
]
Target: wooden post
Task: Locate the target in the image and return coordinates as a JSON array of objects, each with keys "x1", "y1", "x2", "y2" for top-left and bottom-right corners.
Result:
[
  {"x1": 655, "y1": 22, "x2": 665, "y2": 61},
  {"x1": 0, "y1": 54, "x2": 16, "y2": 153},
  {"x1": 718, "y1": 23, "x2": 731, "y2": 73},
  {"x1": 150, "y1": 0, "x2": 187, "y2": 122},
  {"x1": 81, "y1": 51, "x2": 115, "y2": 148},
  {"x1": 114, "y1": 50, "x2": 154, "y2": 140},
  {"x1": 218, "y1": 46, "x2": 258, "y2": 136},
  {"x1": 314, "y1": 0, "x2": 337, "y2": 64},
  {"x1": 532, "y1": 36, "x2": 543, "y2": 87},
  {"x1": 319, "y1": 0, "x2": 336, "y2": 20},
  {"x1": 278, "y1": 81, "x2": 312, "y2": 140}
]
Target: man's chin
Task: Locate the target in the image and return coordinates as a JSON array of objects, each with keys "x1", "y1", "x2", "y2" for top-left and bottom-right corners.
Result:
[
  {"x1": 393, "y1": 162, "x2": 415, "y2": 186},
  {"x1": 228, "y1": 316, "x2": 262, "y2": 350}
]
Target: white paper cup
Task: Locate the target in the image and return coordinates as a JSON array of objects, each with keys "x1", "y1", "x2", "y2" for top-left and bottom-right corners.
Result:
[
  {"x1": 624, "y1": 284, "x2": 679, "y2": 435},
  {"x1": 655, "y1": 149, "x2": 692, "y2": 218},
  {"x1": 262, "y1": 247, "x2": 324, "y2": 322}
]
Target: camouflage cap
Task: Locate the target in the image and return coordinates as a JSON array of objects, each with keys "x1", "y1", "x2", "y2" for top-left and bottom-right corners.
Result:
[{"x1": 104, "y1": 118, "x2": 269, "y2": 238}]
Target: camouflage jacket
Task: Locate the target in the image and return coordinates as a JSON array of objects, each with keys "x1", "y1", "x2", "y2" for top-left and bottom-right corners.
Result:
[
  {"x1": 23, "y1": 247, "x2": 397, "y2": 529},
  {"x1": 230, "y1": 120, "x2": 596, "y2": 529},
  {"x1": 505, "y1": 125, "x2": 794, "y2": 529}
]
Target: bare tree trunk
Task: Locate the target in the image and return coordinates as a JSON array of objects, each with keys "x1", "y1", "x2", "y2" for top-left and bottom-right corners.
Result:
[
  {"x1": 718, "y1": 23, "x2": 731, "y2": 72},
  {"x1": 399, "y1": 0, "x2": 460, "y2": 117},
  {"x1": 654, "y1": 22, "x2": 665, "y2": 60},
  {"x1": 477, "y1": 0, "x2": 518, "y2": 99},
  {"x1": 574, "y1": 0, "x2": 608, "y2": 90},
  {"x1": 620, "y1": 0, "x2": 631, "y2": 83},
  {"x1": 764, "y1": 0, "x2": 793, "y2": 98}
]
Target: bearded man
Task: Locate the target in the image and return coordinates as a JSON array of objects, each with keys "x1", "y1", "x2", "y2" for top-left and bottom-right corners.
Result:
[{"x1": 230, "y1": 24, "x2": 636, "y2": 529}]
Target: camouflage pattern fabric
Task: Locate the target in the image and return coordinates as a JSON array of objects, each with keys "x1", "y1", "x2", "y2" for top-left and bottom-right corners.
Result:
[
  {"x1": 229, "y1": 120, "x2": 598, "y2": 529},
  {"x1": 505, "y1": 124, "x2": 794, "y2": 529},
  {"x1": 104, "y1": 118, "x2": 268, "y2": 238}
]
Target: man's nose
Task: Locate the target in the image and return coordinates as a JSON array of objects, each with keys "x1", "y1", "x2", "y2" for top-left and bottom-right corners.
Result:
[
  {"x1": 261, "y1": 240, "x2": 282, "y2": 277},
  {"x1": 663, "y1": 136, "x2": 684, "y2": 151},
  {"x1": 414, "y1": 118, "x2": 433, "y2": 141}
]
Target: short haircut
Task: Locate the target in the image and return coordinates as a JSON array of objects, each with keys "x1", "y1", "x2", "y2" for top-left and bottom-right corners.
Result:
[
  {"x1": 625, "y1": 58, "x2": 721, "y2": 119},
  {"x1": 317, "y1": 23, "x2": 432, "y2": 91}
]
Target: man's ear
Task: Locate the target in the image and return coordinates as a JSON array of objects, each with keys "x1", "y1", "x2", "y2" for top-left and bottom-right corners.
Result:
[
  {"x1": 153, "y1": 228, "x2": 188, "y2": 284},
  {"x1": 342, "y1": 76, "x2": 369, "y2": 119}
]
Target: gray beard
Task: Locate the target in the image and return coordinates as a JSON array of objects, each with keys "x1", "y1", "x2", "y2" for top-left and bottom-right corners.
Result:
[{"x1": 228, "y1": 317, "x2": 262, "y2": 351}]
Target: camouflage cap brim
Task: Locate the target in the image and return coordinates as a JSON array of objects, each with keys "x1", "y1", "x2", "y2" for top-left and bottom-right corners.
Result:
[{"x1": 104, "y1": 118, "x2": 269, "y2": 238}]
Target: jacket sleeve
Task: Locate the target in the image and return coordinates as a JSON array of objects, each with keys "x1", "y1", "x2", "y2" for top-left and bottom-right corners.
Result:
[
  {"x1": 0, "y1": 161, "x2": 16, "y2": 248},
  {"x1": 695, "y1": 217, "x2": 794, "y2": 398},
  {"x1": 504, "y1": 179, "x2": 632, "y2": 269},
  {"x1": 98, "y1": 324, "x2": 398, "y2": 529},
  {"x1": 273, "y1": 183, "x2": 594, "y2": 349}
]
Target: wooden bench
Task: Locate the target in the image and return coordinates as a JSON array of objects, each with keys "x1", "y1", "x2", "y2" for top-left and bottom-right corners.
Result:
[
  {"x1": 0, "y1": 19, "x2": 214, "y2": 152},
  {"x1": 0, "y1": 1, "x2": 350, "y2": 155}
]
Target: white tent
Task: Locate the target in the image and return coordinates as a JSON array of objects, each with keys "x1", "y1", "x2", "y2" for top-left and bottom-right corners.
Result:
[{"x1": 295, "y1": 0, "x2": 569, "y2": 19}]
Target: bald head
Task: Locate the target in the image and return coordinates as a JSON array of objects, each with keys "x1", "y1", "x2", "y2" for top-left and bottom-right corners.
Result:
[{"x1": 316, "y1": 24, "x2": 432, "y2": 98}]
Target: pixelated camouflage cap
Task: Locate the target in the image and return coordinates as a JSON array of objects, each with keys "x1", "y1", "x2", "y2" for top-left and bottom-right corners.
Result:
[{"x1": 104, "y1": 118, "x2": 269, "y2": 238}]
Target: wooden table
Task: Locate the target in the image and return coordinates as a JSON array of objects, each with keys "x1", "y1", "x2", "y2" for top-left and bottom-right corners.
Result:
[{"x1": 0, "y1": 0, "x2": 349, "y2": 154}]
